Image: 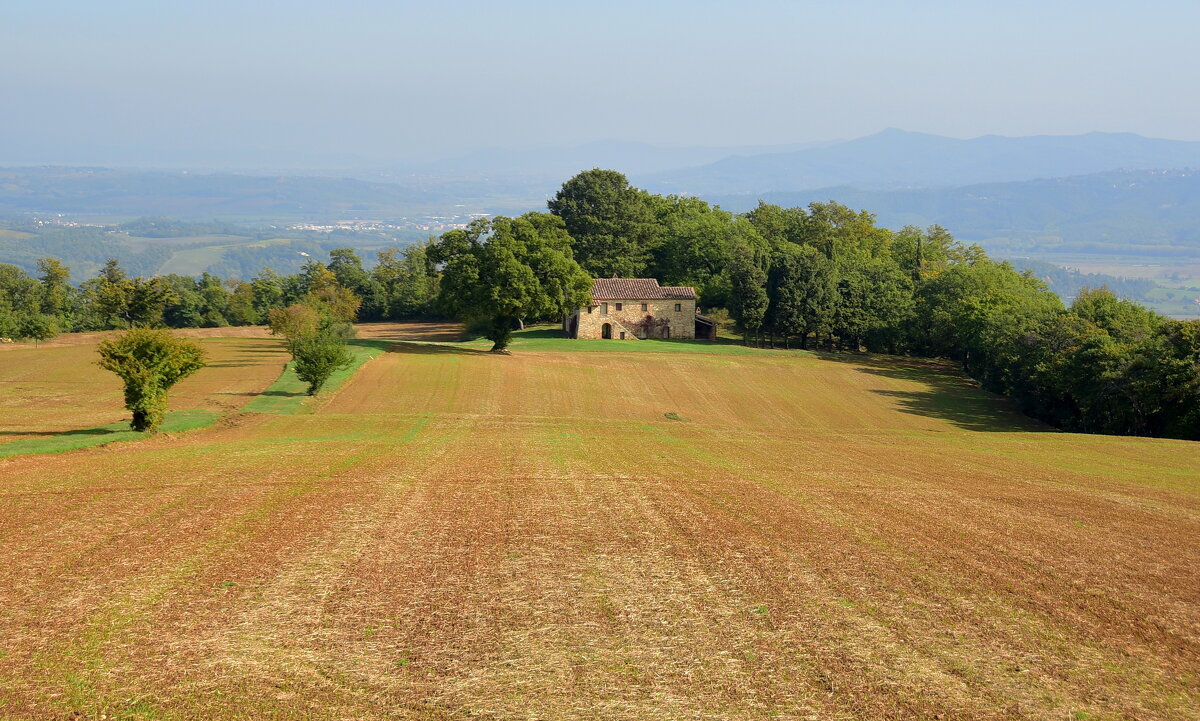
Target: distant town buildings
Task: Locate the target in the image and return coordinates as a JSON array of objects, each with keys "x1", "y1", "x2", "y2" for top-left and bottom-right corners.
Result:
[{"x1": 287, "y1": 213, "x2": 489, "y2": 233}]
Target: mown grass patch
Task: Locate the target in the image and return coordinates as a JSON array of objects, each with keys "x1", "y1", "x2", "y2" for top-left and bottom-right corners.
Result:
[
  {"x1": 415, "y1": 325, "x2": 803, "y2": 356},
  {"x1": 239, "y1": 341, "x2": 387, "y2": 415},
  {"x1": 0, "y1": 409, "x2": 218, "y2": 459}
]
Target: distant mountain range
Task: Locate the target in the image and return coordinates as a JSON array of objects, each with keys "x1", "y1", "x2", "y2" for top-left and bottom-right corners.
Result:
[
  {"x1": 638, "y1": 129, "x2": 1200, "y2": 195},
  {"x1": 706, "y1": 168, "x2": 1200, "y2": 258},
  {"x1": 391, "y1": 139, "x2": 836, "y2": 180}
]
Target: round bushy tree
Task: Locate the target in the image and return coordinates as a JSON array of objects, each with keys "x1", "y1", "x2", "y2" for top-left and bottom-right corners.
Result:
[
  {"x1": 291, "y1": 329, "x2": 354, "y2": 395},
  {"x1": 96, "y1": 328, "x2": 206, "y2": 432}
]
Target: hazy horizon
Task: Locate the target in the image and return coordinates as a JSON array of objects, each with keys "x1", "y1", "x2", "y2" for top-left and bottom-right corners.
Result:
[
  {"x1": 3, "y1": 1, "x2": 1199, "y2": 169},
  {"x1": 5, "y1": 129, "x2": 1200, "y2": 175}
]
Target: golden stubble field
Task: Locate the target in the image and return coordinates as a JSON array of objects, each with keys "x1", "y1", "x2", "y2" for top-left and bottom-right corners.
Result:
[
  {"x1": 0, "y1": 331, "x2": 289, "y2": 443},
  {"x1": 1, "y1": 325, "x2": 1197, "y2": 720}
]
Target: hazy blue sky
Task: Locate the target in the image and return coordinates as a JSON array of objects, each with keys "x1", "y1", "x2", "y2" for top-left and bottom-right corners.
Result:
[{"x1": 2, "y1": 0, "x2": 1197, "y2": 167}]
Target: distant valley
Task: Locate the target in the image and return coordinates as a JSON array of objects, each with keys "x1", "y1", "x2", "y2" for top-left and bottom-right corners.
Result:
[{"x1": 3, "y1": 130, "x2": 1199, "y2": 316}]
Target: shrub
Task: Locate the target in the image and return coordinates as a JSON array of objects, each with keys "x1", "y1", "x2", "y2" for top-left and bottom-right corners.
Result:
[{"x1": 96, "y1": 328, "x2": 206, "y2": 432}]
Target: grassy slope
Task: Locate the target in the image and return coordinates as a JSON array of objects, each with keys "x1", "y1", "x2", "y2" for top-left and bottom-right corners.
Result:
[
  {"x1": 240, "y1": 341, "x2": 389, "y2": 414},
  {"x1": 451, "y1": 328, "x2": 770, "y2": 354},
  {"x1": 0, "y1": 325, "x2": 1197, "y2": 720},
  {"x1": 0, "y1": 409, "x2": 218, "y2": 459}
]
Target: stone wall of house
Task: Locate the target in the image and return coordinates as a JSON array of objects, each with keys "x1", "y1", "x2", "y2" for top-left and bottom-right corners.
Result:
[{"x1": 575, "y1": 298, "x2": 696, "y2": 340}]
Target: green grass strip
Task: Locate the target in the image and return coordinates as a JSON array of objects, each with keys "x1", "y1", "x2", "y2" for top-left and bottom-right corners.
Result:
[
  {"x1": 239, "y1": 340, "x2": 386, "y2": 415},
  {"x1": 417, "y1": 326, "x2": 789, "y2": 356},
  {"x1": 0, "y1": 409, "x2": 219, "y2": 459}
]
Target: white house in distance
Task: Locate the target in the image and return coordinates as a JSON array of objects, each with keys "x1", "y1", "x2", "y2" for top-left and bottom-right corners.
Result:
[{"x1": 564, "y1": 278, "x2": 717, "y2": 340}]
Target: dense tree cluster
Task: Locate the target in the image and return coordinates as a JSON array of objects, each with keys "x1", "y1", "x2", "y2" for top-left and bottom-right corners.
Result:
[
  {"x1": 3, "y1": 167, "x2": 1197, "y2": 439},
  {"x1": 429, "y1": 213, "x2": 591, "y2": 352},
  {"x1": 0, "y1": 242, "x2": 440, "y2": 340},
  {"x1": 541, "y1": 169, "x2": 1200, "y2": 439}
]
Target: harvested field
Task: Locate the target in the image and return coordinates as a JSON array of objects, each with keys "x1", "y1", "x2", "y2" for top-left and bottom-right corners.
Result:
[
  {"x1": 0, "y1": 321, "x2": 464, "y2": 351},
  {"x1": 0, "y1": 326, "x2": 1197, "y2": 720},
  {"x1": 0, "y1": 325, "x2": 276, "y2": 350},
  {"x1": 0, "y1": 337, "x2": 289, "y2": 443}
]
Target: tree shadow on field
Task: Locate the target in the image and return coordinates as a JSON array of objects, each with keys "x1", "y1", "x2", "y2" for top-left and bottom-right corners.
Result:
[
  {"x1": 219, "y1": 390, "x2": 305, "y2": 398},
  {"x1": 814, "y1": 352, "x2": 1047, "y2": 433},
  {"x1": 1, "y1": 427, "x2": 120, "y2": 438},
  {"x1": 382, "y1": 341, "x2": 491, "y2": 356}
]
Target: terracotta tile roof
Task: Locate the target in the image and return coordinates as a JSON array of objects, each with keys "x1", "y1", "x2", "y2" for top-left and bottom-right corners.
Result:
[{"x1": 591, "y1": 278, "x2": 696, "y2": 300}]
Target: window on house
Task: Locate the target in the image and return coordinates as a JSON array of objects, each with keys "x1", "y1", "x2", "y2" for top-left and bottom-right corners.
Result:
[
  {"x1": 615, "y1": 302, "x2": 623, "y2": 311},
  {"x1": 675, "y1": 303, "x2": 682, "y2": 312},
  {"x1": 641, "y1": 303, "x2": 647, "y2": 311},
  {"x1": 619, "y1": 331, "x2": 626, "y2": 339},
  {"x1": 601, "y1": 302, "x2": 608, "y2": 314},
  {"x1": 587, "y1": 306, "x2": 593, "y2": 314}
]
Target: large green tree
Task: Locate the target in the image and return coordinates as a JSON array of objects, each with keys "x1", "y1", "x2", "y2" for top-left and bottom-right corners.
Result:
[
  {"x1": 769, "y1": 244, "x2": 838, "y2": 349},
  {"x1": 87, "y1": 260, "x2": 178, "y2": 329},
  {"x1": 727, "y1": 244, "x2": 769, "y2": 345},
  {"x1": 431, "y1": 213, "x2": 591, "y2": 353},
  {"x1": 832, "y1": 253, "x2": 915, "y2": 351},
  {"x1": 650, "y1": 196, "x2": 735, "y2": 288},
  {"x1": 37, "y1": 257, "x2": 73, "y2": 329},
  {"x1": 0, "y1": 264, "x2": 43, "y2": 338},
  {"x1": 547, "y1": 169, "x2": 661, "y2": 277}
]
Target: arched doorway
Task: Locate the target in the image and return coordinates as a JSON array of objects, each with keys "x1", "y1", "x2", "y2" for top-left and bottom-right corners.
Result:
[{"x1": 601, "y1": 323, "x2": 612, "y2": 339}]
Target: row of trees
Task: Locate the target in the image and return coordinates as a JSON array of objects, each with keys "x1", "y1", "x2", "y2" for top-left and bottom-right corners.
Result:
[{"x1": 0, "y1": 243, "x2": 440, "y2": 341}]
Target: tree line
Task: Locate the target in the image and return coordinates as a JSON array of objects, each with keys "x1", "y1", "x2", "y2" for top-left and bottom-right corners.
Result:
[
  {"x1": 0, "y1": 242, "x2": 440, "y2": 341},
  {"x1": 2, "y1": 168, "x2": 1197, "y2": 439}
]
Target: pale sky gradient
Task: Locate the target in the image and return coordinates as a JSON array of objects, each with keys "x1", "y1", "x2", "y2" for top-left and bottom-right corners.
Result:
[{"x1": 2, "y1": 0, "x2": 1197, "y2": 167}]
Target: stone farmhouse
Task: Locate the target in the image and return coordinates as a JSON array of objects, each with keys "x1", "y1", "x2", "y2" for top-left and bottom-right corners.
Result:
[{"x1": 565, "y1": 278, "x2": 717, "y2": 341}]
